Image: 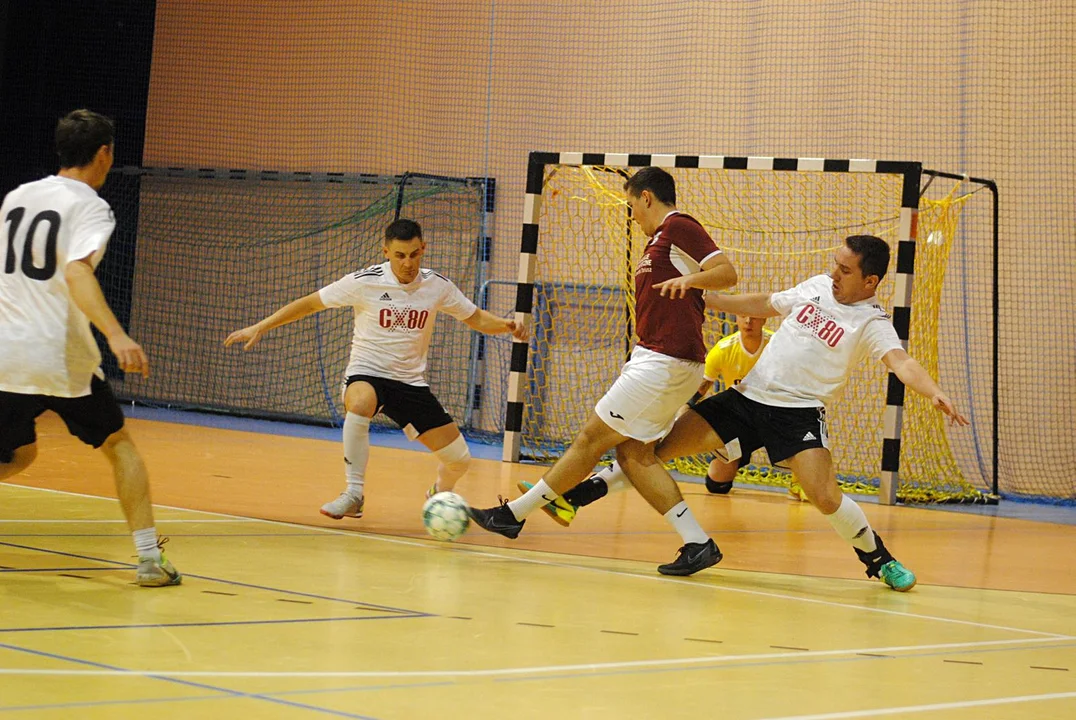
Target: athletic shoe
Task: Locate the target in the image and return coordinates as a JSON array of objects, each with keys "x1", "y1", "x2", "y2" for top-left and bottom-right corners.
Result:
[
  {"x1": 426, "y1": 483, "x2": 438, "y2": 500},
  {"x1": 854, "y1": 533, "x2": 916, "y2": 591},
  {"x1": 468, "y1": 497, "x2": 525, "y2": 539},
  {"x1": 788, "y1": 480, "x2": 809, "y2": 502},
  {"x1": 877, "y1": 560, "x2": 917, "y2": 592},
  {"x1": 136, "y1": 553, "x2": 181, "y2": 587},
  {"x1": 657, "y1": 538, "x2": 723, "y2": 576},
  {"x1": 516, "y1": 480, "x2": 577, "y2": 527},
  {"x1": 320, "y1": 492, "x2": 364, "y2": 519},
  {"x1": 705, "y1": 478, "x2": 733, "y2": 494}
]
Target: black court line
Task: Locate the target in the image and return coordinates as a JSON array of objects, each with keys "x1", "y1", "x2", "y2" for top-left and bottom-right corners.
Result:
[
  {"x1": 0, "y1": 567, "x2": 113, "y2": 573},
  {"x1": 0, "y1": 540, "x2": 430, "y2": 618},
  {"x1": 0, "y1": 616, "x2": 422, "y2": 634}
]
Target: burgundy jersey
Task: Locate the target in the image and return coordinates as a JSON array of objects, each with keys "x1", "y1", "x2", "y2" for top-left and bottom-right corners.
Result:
[{"x1": 634, "y1": 211, "x2": 722, "y2": 362}]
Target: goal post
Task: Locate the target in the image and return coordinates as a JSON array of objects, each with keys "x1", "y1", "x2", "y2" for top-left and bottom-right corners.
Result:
[{"x1": 502, "y1": 151, "x2": 985, "y2": 506}]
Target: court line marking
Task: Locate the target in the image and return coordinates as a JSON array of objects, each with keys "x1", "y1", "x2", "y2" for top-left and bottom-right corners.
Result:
[
  {"x1": 0, "y1": 641, "x2": 383, "y2": 720},
  {"x1": 755, "y1": 690, "x2": 1076, "y2": 720},
  {"x1": 0, "y1": 540, "x2": 429, "y2": 616},
  {"x1": 0, "y1": 615, "x2": 423, "y2": 634},
  {"x1": 5, "y1": 484, "x2": 1071, "y2": 639},
  {"x1": 0, "y1": 637, "x2": 1067, "y2": 678},
  {"x1": 0, "y1": 518, "x2": 258, "y2": 523}
]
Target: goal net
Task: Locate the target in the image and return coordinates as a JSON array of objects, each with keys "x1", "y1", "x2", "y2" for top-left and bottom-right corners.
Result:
[
  {"x1": 96, "y1": 167, "x2": 490, "y2": 431},
  {"x1": 502, "y1": 153, "x2": 990, "y2": 504}
]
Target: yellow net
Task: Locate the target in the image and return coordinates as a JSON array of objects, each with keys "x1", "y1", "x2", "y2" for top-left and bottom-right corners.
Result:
[{"x1": 522, "y1": 164, "x2": 986, "y2": 502}]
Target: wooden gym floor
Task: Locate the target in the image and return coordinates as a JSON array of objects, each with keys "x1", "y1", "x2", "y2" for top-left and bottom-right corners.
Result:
[{"x1": 1, "y1": 412, "x2": 1073, "y2": 719}]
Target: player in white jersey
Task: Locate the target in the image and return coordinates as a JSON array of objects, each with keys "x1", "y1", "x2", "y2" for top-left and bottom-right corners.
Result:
[
  {"x1": 557, "y1": 235, "x2": 969, "y2": 591},
  {"x1": 0, "y1": 110, "x2": 180, "y2": 587},
  {"x1": 225, "y1": 219, "x2": 527, "y2": 518}
]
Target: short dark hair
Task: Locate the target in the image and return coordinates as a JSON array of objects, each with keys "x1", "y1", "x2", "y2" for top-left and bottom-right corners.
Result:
[
  {"x1": 623, "y1": 166, "x2": 676, "y2": 205},
  {"x1": 55, "y1": 109, "x2": 114, "y2": 168},
  {"x1": 845, "y1": 234, "x2": 891, "y2": 281},
  {"x1": 385, "y1": 218, "x2": 422, "y2": 243}
]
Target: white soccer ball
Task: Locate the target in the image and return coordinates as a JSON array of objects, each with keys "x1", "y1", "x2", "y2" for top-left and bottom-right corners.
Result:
[{"x1": 422, "y1": 491, "x2": 471, "y2": 541}]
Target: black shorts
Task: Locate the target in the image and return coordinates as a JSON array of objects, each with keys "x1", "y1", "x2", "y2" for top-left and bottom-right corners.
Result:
[
  {"x1": 0, "y1": 375, "x2": 125, "y2": 462},
  {"x1": 344, "y1": 374, "x2": 454, "y2": 439},
  {"x1": 692, "y1": 388, "x2": 828, "y2": 466}
]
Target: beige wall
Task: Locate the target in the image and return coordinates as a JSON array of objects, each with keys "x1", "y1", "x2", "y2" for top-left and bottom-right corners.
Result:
[{"x1": 144, "y1": 0, "x2": 1075, "y2": 497}]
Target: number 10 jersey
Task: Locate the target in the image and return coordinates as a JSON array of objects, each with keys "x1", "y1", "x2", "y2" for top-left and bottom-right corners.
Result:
[{"x1": 0, "y1": 176, "x2": 115, "y2": 397}]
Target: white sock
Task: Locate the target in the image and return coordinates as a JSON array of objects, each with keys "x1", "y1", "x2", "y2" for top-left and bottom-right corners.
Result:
[
  {"x1": 664, "y1": 501, "x2": 710, "y2": 545},
  {"x1": 133, "y1": 527, "x2": 160, "y2": 560},
  {"x1": 507, "y1": 478, "x2": 559, "y2": 521},
  {"x1": 824, "y1": 495, "x2": 878, "y2": 553},
  {"x1": 343, "y1": 412, "x2": 371, "y2": 498},
  {"x1": 595, "y1": 462, "x2": 632, "y2": 494}
]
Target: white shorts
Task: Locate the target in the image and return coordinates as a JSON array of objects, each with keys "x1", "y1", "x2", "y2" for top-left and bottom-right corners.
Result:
[{"x1": 593, "y1": 346, "x2": 704, "y2": 443}]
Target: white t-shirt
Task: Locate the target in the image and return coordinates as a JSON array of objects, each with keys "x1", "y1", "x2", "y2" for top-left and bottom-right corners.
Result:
[
  {"x1": 737, "y1": 274, "x2": 903, "y2": 408},
  {"x1": 0, "y1": 176, "x2": 115, "y2": 397},
  {"x1": 319, "y1": 262, "x2": 478, "y2": 386}
]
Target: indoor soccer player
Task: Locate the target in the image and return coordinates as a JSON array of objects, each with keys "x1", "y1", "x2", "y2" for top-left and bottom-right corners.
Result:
[
  {"x1": 0, "y1": 109, "x2": 181, "y2": 587},
  {"x1": 468, "y1": 166, "x2": 738, "y2": 576},
  {"x1": 225, "y1": 219, "x2": 527, "y2": 519},
  {"x1": 570, "y1": 234, "x2": 968, "y2": 591}
]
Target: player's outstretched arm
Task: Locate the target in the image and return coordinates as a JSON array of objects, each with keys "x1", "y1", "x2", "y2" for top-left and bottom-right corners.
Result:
[
  {"x1": 654, "y1": 254, "x2": 737, "y2": 299},
  {"x1": 224, "y1": 291, "x2": 327, "y2": 350},
  {"x1": 65, "y1": 257, "x2": 149, "y2": 378},
  {"x1": 462, "y1": 309, "x2": 529, "y2": 342},
  {"x1": 705, "y1": 292, "x2": 779, "y2": 319},
  {"x1": 881, "y1": 349, "x2": 970, "y2": 426}
]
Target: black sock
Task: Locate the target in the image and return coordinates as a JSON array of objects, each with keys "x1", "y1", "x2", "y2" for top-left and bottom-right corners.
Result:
[{"x1": 563, "y1": 476, "x2": 608, "y2": 508}]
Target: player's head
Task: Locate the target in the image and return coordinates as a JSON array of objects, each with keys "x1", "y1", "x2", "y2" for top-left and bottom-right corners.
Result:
[
  {"x1": 832, "y1": 234, "x2": 890, "y2": 304},
  {"x1": 55, "y1": 109, "x2": 115, "y2": 188},
  {"x1": 623, "y1": 167, "x2": 677, "y2": 237},
  {"x1": 383, "y1": 218, "x2": 425, "y2": 284},
  {"x1": 734, "y1": 315, "x2": 763, "y2": 339}
]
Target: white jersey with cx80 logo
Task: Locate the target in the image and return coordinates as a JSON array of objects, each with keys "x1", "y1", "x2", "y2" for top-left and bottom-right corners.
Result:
[
  {"x1": 318, "y1": 262, "x2": 478, "y2": 386},
  {"x1": 737, "y1": 274, "x2": 903, "y2": 408},
  {"x1": 0, "y1": 176, "x2": 115, "y2": 397}
]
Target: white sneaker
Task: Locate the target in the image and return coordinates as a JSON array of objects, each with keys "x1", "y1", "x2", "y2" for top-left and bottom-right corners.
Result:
[
  {"x1": 320, "y1": 492, "x2": 364, "y2": 519},
  {"x1": 136, "y1": 554, "x2": 181, "y2": 587}
]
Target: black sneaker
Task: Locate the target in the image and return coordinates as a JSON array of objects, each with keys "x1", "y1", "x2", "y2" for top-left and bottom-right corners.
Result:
[
  {"x1": 705, "y1": 478, "x2": 733, "y2": 494},
  {"x1": 468, "y1": 498, "x2": 525, "y2": 539},
  {"x1": 657, "y1": 538, "x2": 722, "y2": 576}
]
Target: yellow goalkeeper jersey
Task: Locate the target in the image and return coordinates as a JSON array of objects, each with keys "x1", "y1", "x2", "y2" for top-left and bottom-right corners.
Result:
[{"x1": 703, "y1": 329, "x2": 773, "y2": 390}]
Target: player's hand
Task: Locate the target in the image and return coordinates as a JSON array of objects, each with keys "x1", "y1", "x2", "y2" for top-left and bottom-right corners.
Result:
[
  {"x1": 107, "y1": 333, "x2": 150, "y2": 378},
  {"x1": 224, "y1": 324, "x2": 266, "y2": 350},
  {"x1": 932, "y1": 393, "x2": 969, "y2": 426},
  {"x1": 505, "y1": 318, "x2": 529, "y2": 342},
  {"x1": 653, "y1": 276, "x2": 695, "y2": 299}
]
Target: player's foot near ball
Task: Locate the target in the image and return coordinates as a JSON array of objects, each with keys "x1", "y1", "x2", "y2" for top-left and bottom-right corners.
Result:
[
  {"x1": 468, "y1": 498, "x2": 525, "y2": 539},
  {"x1": 705, "y1": 477, "x2": 733, "y2": 494},
  {"x1": 320, "y1": 492, "x2": 364, "y2": 519}
]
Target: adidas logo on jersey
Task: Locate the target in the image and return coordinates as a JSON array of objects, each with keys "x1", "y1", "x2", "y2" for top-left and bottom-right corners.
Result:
[
  {"x1": 379, "y1": 293, "x2": 392, "y2": 301},
  {"x1": 810, "y1": 296, "x2": 820, "y2": 302},
  {"x1": 803, "y1": 431, "x2": 817, "y2": 441}
]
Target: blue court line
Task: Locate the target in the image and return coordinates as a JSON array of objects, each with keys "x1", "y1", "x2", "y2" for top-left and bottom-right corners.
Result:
[
  {"x1": 0, "y1": 615, "x2": 423, "y2": 634},
  {"x1": 0, "y1": 540, "x2": 429, "y2": 616},
  {"x1": 0, "y1": 641, "x2": 383, "y2": 720}
]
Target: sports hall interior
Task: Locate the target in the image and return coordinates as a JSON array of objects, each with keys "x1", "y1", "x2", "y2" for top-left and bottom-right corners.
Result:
[{"x1": 0, "y1": 2, "x2": 1073, "y2": 719}]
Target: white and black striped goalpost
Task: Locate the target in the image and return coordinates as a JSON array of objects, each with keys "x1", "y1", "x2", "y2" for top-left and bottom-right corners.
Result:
[{"x1": 502, "y1": 151, "x2": 921, "y2": 506}]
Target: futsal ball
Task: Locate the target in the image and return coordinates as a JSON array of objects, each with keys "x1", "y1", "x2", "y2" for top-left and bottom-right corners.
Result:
[{"x1": 422, "y1": 491, "x2": 471, "y2": 541}]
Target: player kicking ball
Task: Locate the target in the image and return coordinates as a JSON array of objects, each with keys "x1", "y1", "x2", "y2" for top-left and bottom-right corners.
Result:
[
  {"x1": 467, "y1": 167, "x2": 738, "y2": 576},
  {"x1": 225, "y1": 219, "x2": 527, "y2": 518},
  {"x1": 532, "y1": 235, "x2": 968, "y2": 591}
]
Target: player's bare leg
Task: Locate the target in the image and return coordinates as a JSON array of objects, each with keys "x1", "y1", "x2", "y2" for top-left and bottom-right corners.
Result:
[
  {"x1": 0, "y1": 443, "x2": 37, "y2": 481},
  {"x1": 417, "y1": 422, "x2": 470, "y2": 496},
  {"x1": 786, "y1": 448, "x2": 915, "y2": 591},
  {"x1": 704, "y1": 456, "x2": 737, "y2": 494},
  {"x1": 468, "y1": 412, "x2": 625, "y2": 538},
  {"x1": 100, "y1": 428, "x2": 180, "y2": 586},
  {"x1": 321, "y1": 381, "x2": 377, "y2": 520},
  {"x1": 617, "y1": 437, "x2": 722, "y2": 575}
]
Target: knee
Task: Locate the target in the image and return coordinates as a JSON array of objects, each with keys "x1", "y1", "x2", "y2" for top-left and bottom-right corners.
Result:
[
  {"x1": 100, "y1": 428, "x2": 138, "y2": 462},
  {"x1": 434, "y1": 435, "x2": 471, "y2": 474}
]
